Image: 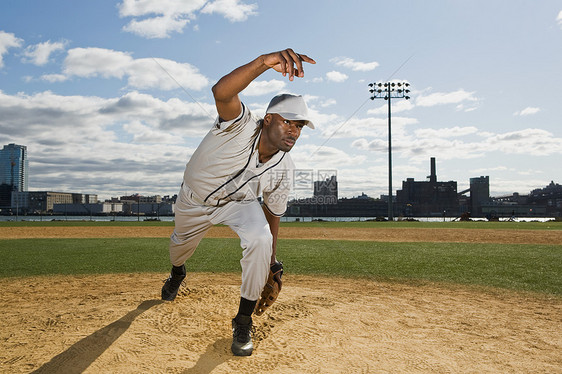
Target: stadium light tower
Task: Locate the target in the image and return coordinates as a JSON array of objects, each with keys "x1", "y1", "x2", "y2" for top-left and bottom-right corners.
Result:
[{"x1": 368, "y1": 81, "x2": 411, "y2": 221}]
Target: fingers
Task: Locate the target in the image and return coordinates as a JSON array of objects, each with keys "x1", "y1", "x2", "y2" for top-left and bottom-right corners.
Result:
[
  {"x1": 278, "y1": 49, "x2": 291, "y2": 79},
  {"x1": 286, "y1": 49, "x2": 303, "y2": 80},
  {"x1": 297, "y1": 53, "x2": 316, "y2": 65},
  {"x1": 270, "y1": 48, "x2": 316, "y2": 81}
]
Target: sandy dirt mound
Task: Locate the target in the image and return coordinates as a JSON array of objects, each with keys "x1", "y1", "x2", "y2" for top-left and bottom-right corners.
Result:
[
  {"x1": 2, "y1": 226, "x2": 562, "y2": 244},
  {"x1": 1, "y1": 273, "x2": 560, "y2": 373}
]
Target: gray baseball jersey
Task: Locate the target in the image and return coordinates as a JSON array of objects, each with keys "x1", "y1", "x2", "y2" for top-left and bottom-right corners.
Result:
[{"x1": 183, "y1": 102, "x2": 294, "y2": 216}]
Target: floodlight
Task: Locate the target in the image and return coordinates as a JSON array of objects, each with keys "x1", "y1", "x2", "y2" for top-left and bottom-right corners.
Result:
[{"x1": 367, "y1": 80, "x2": 412, "y2": 221}]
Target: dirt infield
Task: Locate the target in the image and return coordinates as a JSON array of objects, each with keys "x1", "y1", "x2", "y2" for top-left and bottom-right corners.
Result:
[
  {"x1": 1, "y1": 226, "x2": 561, "y2": 373},
  {"x1": 2, "y1": 225, "x2": 562, "y2": 244},
  {"x1": 1, "y1": 274, "x2": 560, "y2": 373}
]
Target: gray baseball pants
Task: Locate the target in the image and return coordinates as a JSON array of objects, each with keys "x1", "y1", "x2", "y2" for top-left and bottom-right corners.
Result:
[{"x1": 169, "y1": 184, "x2": 272, "y2": 301}]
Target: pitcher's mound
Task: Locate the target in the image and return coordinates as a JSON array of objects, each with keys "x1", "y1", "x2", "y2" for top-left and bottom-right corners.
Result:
[{"x1": 1, "y1": 273, "x2": 560, "y2": 373}]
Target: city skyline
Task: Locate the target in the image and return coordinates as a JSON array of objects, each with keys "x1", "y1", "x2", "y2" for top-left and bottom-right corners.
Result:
[
  {"x1": 1, "y1": 2, "x2": 562, "y2": 201},
  {"x1": 2, "y1": 141, "x2": 557, "y2": 202}
]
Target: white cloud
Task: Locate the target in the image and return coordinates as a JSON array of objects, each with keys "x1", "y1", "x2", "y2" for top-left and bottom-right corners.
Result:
[
  {"x1": 129, "y1": 57, "x2": 208, "y2": 91},
  {"x1": 320, "y1": 99, "x2": 337, "y2": 108},
  {"x1": 350, "y1": 126, "x2": 562, "y2": 164},
  {"x1": 0, "y1": 89, "x2": 217, "y2": 197},
  {"x1": 118, "y1": 0, "x2": 206, "y2": 18},
  {"x1": 321, "y1": 116, "x2": 418, "y2": 139},
  {"x1": 118, "y1": 0, "x2": 257, "y2": 38},
  {"x1": 305, "y1": 107, "x2": 342, "y2": 133},
  {"x1": 63, "y1": 47, "x2": 133, "y2": 79},
  {"x1": 123, "y1": 120, "x2": 184, "y2": 144},
  {"x1": 557, "y1": 10, "x2": 562, "y2": 27},
  {"x1": 513, "y1": 106, "x2": 540, "y2": 116},
  {"x1": 470, "y1": 165, "x2": 511, "y2": 174},
  {"x1": 22, "y1": 40, "x2": 67, "y2": 66},
  {"x1": 49, "y1": 47, "x2": 209, "y2": 91},
  {"x1": 367, "y1": 100, "x2": 414, "y2": 115},
  {"x1": 201, "y1": 0, "x2": 258, "y2": 22},
  {"x1": 122, "y1": 14, "x2": 190, "y2": 39},
  {"x1": 0, "y1": 31, "x2": 23, "y2": 68},
  {"x1": 291, "y1": 144, "x2": 366, "y2": 170},
  {"x1": 456, "y1": 103, "x2": 478, "y2": 112},
  {"x1": 485, "y1": 128, "x2": 562, "y2": 156},
  {"x1": 330, "y1": 57, "x2": 379, "y2": 72},
  {"x1": 0, "y1": 90, "x2": 215, "y2": 140},
  {"x1": 242, "y1": 79, "x2": 286, "y2": 96},
  {"x1": 414, "y1": 126, "x2": 479, "y2": 139},
  {"x1": 415, "y1": 89, "x2": 477, "y2": 107},
  {"x1": 326, "y1": 71, "x2": 348, "y2": 83},
  {"x1": 41, "y1": 74, "x2": 68, "y2": 83},
  {"x1": 323, "y1": 117, "x2": 386, "y2": 139}
]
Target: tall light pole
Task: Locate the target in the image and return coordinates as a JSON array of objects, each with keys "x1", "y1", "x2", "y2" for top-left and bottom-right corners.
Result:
[{"x1": 369, "y1": 81, "x2": 410, "y2": 220}]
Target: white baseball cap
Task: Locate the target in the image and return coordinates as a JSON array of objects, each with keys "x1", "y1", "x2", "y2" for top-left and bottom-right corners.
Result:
[{"x1": 265, "y1": 93, "x2": 315, "y2": 129}]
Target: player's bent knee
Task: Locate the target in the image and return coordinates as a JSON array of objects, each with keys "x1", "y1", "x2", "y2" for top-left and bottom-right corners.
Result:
[
  {"x1": 241, "y1": 230, "x2": 273, "y2": 258},
  {"x1": 252, "y1": 231, "x2": 273, "y2": 250}
]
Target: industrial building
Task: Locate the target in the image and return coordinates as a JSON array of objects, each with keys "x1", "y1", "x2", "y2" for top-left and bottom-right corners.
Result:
[{"x1": 396, "y1": 158, "x2": 459, "y2": 217}]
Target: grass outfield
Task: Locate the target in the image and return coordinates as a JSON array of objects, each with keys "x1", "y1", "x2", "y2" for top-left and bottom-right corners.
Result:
[
  {"x1": 1, "y1": 237, "x2": 560, "y2": 296},
  {"x1": 1, "y1": 219, "x2": 562, "y2": 230}
]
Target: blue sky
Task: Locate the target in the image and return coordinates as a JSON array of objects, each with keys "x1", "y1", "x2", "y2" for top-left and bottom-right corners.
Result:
[{"x1": 1, "y1": 0, "x2": 561, "y2": 200}]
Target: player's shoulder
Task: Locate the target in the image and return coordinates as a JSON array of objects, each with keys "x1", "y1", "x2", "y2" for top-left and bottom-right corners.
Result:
[{"x1": 214, "y1": 102, "x2": 256, "y2": 133}]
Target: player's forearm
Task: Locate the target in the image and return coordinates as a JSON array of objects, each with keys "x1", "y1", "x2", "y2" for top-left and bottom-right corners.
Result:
[
  {"x1": 262, "y1": 206, "x2": 281, "y2": 264},
  {"x1": 212, "y1": 55, "x2": 269, "y2": 103},
  {"x1": 270, "y1": 227, "x2": 279, "y2": 265}
]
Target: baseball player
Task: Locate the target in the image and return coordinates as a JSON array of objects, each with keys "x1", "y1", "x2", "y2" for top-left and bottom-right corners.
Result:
[{"x1": 161, "y1": 49, "x2": 316, "y2": 356}]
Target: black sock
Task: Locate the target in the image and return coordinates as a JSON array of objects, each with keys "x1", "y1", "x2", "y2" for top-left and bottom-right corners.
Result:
[
  {"x1": 236, "y1": 297, "x2": 257, "y2": 320},
  {"x1": 172, "y1": 264, "x2": 185, "y2": 276}
]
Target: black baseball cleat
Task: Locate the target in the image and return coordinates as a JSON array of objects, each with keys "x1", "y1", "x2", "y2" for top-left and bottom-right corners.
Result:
[
  {"x1": 231, "y1": 315, "x2": 253, "y2": 356},
  {"x1": 161, "y1": 264, "x2": 186, "y2": 301}
]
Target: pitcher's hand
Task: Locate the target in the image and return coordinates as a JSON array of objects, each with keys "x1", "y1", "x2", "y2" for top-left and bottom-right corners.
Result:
[{"x1": 262, "y1": 48, "x2": 316, "y2": 81}]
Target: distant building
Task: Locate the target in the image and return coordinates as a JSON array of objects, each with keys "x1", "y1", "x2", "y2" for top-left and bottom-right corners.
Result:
[
  {"x1": 120, "y1": 194, "x2": 162, "y2": 203},
  {"x1": 530, "y1": 181, "x2": 562, "y2": 198},
  {"x1": 313, "y1": 175, "x2": 338, "y2": 203},
  {"x1": 529, "y1": 181, "x2": 562, "y2": 216},
  {"x1": 396, "y1": 157, "x2": 459, "y2": 217},
  {"x1": 309, "y1": 175, "x2": 338, "y2": 215},
  {"x1": 287, "y1": 174, "x2": 388, "y2": 218},
  {"x1": 480, "y1": 201, "x2": 547, "y2": 218},
  {"x1": 10, "y1": 191, "x2": 98, "y2": 214},
  {"x1": 482, "y1": 181, "x2": 562, "y2": 218},
  {"x1": 0, "y1": 143, "x2": 28, "y2": 191},
  {"x1": 469, "y1": 176, "x2": 490, "y2": 216},
  {"x1": 53, "y1": 202, "x2": 121, "y2": 215},
  {"x1": 122, "y1": 202, "x2": 174, "y2": 216},
  {"x1": 287, "y1": 191, "x2": 388, "y2": 218},
  {"x1": 0, "y1": 144, "x2": 29, "y2": 208}
]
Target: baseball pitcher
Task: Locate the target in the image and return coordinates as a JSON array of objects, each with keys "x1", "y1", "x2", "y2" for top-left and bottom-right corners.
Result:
[{"x1": 161, "y1": 48, "x2": 315, "y2": 356}]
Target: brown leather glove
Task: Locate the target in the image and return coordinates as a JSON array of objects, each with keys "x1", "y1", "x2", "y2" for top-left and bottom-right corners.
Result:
[{"x1": 254, "y1": 262, "x2": 283, "y2": 316}]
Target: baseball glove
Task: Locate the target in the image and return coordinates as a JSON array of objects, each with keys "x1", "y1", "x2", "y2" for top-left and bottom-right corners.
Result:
[{"x1": 254, "y1": 262, "x2": 283, "y2": 316}]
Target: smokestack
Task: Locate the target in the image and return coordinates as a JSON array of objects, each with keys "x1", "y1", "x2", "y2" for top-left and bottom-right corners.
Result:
[{"x1": 429, "y1": 157, "x2": 437, "y2": 183}]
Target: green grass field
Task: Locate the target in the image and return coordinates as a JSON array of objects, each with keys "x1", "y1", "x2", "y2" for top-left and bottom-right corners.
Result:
[{"x1": 1, "y1": 221, "x2": 561, "y2": 296}]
